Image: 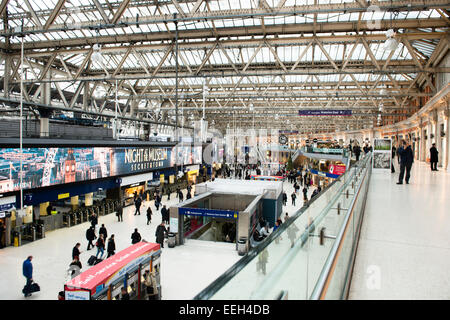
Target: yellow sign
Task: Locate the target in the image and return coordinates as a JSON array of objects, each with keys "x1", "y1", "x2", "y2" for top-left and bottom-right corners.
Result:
[
  {"x1": 169, "y1": 175, "x2": 175, "y2": 184},
  {"x1": 160, "y1": 174, "x2": 165, "y2": 183},
  {"x1": 58, "y1": 193, "x2": 70, "y2": 200}
]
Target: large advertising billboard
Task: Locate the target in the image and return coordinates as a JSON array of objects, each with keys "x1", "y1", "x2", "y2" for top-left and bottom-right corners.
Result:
[{"x1": 0, "y1": 145, "x2": 202, "y2": 193}]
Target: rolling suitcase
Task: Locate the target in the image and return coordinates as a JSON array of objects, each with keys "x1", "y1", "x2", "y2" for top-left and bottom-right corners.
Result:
[
  {"x1": 94, "y1": 258, "x2": 103, "y2": 265},
  {"x1": 87, "y1": 255, "x2": 97, "y2": 266},
  {"x1": 30, "y1": 282, "x2": 40, "y2": 293}
]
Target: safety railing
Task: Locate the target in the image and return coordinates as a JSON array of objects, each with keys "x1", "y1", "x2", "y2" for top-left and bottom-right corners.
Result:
[{"x1": 193, "y1": 152, "x2": 372, "y2": 300}]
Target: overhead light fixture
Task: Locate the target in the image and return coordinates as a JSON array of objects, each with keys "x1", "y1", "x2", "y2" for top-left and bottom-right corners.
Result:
[
  {"x1": 91, "y1": 43, "x2": 103, "y2": 64},
  {"x1": 383, "y1": 29, "x2": 399, "y2": 51}
]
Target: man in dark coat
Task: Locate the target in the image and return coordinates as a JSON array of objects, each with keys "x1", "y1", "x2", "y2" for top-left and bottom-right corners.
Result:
[
  {"x1": 291, "y1": 192, "x2": 296, "y2": 206},
  {"x1": 107, "y1": 235, "x2": 116, "y2": 258},
  {"x1": 86, "y1": 226, "x2": 96, "y2": 250},
  {"x1": 72, "y1": 243, "x2": 81, "y2": 260},
  {"x1": 146, "y1": 207, "x2": 152, "y2": 225},
  {"x1": 134, "y1": 196, "x2": 142, "y2": 215},
  {"x1": 116, "y1": 202, "x2": 123, "y2": 222},
  {"x1": 99, "y1": 224, "x2": 107, "y2": 240},
  {"x1": 282, "y1": 192, "x2": 287, "y2": 206},
  {"x1": 353, "y1": 144, "x2": 361, "y2": 161},
  {"x1": 302, "y1": 186, "x2": 308, "y2": 201},
  {"x1": 22, "y1": 256, "x2": 33, "y2": 297},
  {"x1": 89, "y1": 212, "x2": 98, "y2": 229},
  {"x1": 155, "y1": 222, "x2": 168, "y2": 248},
  {"x1": 178, "y1": 190, "x2": 184, "y2": 202},
  {"x1": 166, "y1": 187, "x2": 171, "y2": 200},
  {"x1": 397, "y1": 140, "x2": 414, "y2": 184},
  {"x1": 430, "y1": 143, "x2": 439, "y2": 171},
  {"x1": 161, "y1": 205, "x2": 169, "y2": 224},
  {"x1": 131, "y1": 228, "x2": 141, "y2": 244}
]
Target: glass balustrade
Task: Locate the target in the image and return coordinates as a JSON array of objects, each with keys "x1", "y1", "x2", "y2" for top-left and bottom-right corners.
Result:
[{"x1": 193, "y1": 152, "x2": 372, "y2": 300}]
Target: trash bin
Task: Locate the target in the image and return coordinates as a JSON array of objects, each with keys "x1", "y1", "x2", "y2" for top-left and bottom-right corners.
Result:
[
  {"x1": 238, "y1": 237, "x2": 247, "y2": 256},
  {"x1": 168, "y1": 233, "x2": 176, "y2": 248}
]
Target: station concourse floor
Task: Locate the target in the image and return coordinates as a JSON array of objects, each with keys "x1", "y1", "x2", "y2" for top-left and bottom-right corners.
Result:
[
  {"x1": 0, "y1": 175, "x2": 309, "y2": 300},
  {"x1": 349, "y1": 161, "x2": 450, "y2": 300}
]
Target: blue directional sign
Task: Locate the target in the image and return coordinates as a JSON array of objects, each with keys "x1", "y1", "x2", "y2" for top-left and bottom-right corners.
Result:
[
  {"x1": 308, "y1": 168, "x2": 340, "y2": 179},
  {"x1": 179, "y1": 207, "x2": 238, "y2": 219}
]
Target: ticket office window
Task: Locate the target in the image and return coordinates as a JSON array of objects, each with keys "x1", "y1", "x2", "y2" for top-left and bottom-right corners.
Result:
[
  {"x1": 93, "y1": 291, "x2": 108, "y2": 301},
  {"x1": 127, "y1": 270, "x2": 139, "y2": 299},
  {"x1": 111, "y1": 281, "x2": 123, "y2": 300}
]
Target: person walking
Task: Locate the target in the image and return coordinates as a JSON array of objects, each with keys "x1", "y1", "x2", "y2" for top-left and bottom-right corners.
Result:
[
  {"x1": 430, "y1": 143, "x2": 439, "y2": 171},
  {"x1": 22, "y1": 256, "x2": 33, "y2": 297},
  {"x1": 161, "y1": 205, "x2": 169, "y2": 224},
  {"x1": 89, "y1": 212, "x2": 98, "y2": 231},
  {"x1": 131, "y1": 228, "x2": 142, "y2": 244},
  {"x1": 69, "y1": 256, "x2": 82, "y2": 279},
  {"x1": 178, "y1": 190, "x2": 184, "y2": 203},
  {"x1": 116, "y1": 201, "x2": 123, "y2": 222},
  {"x1": 72, "y1": 243, "x2": 81, "y2": 260},
  {"x1": 95, "y1": 234, "x2": 105, "y2": 259},
  {"x1": 86, "y1": 226, "x2": 97, "y2": 250},
  {"x1": 293, "y1": 182, "x2": 299, "y2": 194},
  {"x1": 134, "y1": 196, "x2": 142, "y2": 215},
  {"x1": 166, "y1": 187, "x2": 171, "y2": 200},
  {"x1": 291, "y1": 192, "x2": 296, "y2": 206},
  {"x1": 99, "y1": 224, "x2": 107, "y2": 240},
  {"x1": 397, "y1": 139, "x2": 414, "y2": 185},
  {"x1": 107, "y1": 235, "x2": 116, "y2": 258},
  {"x1": 155, "y1": 222, "x2": 168, "y2": 248},
  {"x1": 353, "y1": 144, "x2": 361, "y2": 161},
  {"x1": 302, "y1": 186, "x2": 308, "y2": 201},
  {"x1": 155, "y1": 196, "x2": 160, "y2": 211},
  {"x1": 146, "y1": 206, "x2": 153, "y2": 225},
  {"x1": 282, "y1": 192, "x2": 287, "y2": 206}
]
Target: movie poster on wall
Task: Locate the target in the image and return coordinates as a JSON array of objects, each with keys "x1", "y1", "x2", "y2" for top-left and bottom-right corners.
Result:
[{"x1": 372, "y1": 139, "x2": 392, "y2": 170}]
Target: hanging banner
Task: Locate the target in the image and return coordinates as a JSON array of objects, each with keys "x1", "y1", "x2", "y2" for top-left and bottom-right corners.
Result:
[{"x1": 299, "y1": 110, "x2": 352, "y2": 116}]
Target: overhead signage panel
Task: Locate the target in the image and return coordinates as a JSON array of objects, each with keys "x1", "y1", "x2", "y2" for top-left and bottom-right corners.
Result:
[
  {"x1": 299, "y1": 110, "x2": 352, "y2": 116},
  {"x1": 179, "y1": 207, "x2": 239, "y2": 219}
]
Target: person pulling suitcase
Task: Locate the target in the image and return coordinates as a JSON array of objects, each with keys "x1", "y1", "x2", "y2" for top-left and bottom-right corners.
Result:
[{"x1": 22, "y1": 256, "x2": 39, "y2": 297}]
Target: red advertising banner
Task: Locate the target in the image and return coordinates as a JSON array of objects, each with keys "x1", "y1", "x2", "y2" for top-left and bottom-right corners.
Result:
[{"x1": 329, "y1": 164, "x2": 346, "y2": 176}]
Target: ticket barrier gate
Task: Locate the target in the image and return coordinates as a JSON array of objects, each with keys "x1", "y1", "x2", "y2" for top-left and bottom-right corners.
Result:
[
  {"x1": 71, "y1": 211, "x2": 79, "y2": 225},
  {"x1": 63, "y1": 212, "x2": 71, "y2": 228},
  {"x1": 20, "y1": 224, "x2": 35, "y2": 242},
  {"x1": 105, "y1": 201, "x2": 113, "y2": 214},
  {"x1": 81, "y1": 209, "x2": 88, "y2": 222},
  {"x1": 35, "y1": 221, "x2": 45, "y2": 239}
]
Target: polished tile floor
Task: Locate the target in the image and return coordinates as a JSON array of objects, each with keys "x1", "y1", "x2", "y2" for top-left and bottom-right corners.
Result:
[
  {"x1": 0, "y1": 176, "x2": 308, "y2": 300},
  {"x1": 349, "y1": 161, "x2": 450, "y2": 299}
]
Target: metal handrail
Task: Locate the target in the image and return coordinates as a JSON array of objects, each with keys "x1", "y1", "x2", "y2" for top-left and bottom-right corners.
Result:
[
  {"x1": 193, "y1": 153, "x2": 371, "y2": 300},
  {"x1": 309, "y1": 154, "x2": 371, "y2": 299}
]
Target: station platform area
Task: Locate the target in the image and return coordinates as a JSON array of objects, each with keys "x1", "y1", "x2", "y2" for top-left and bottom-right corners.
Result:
[
  {"x1": 0, "y1": 177, "x2": 310, "y2": 300},
  {"x1": 349, "y1": 161, "x2": 450, "y2": 299}
]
